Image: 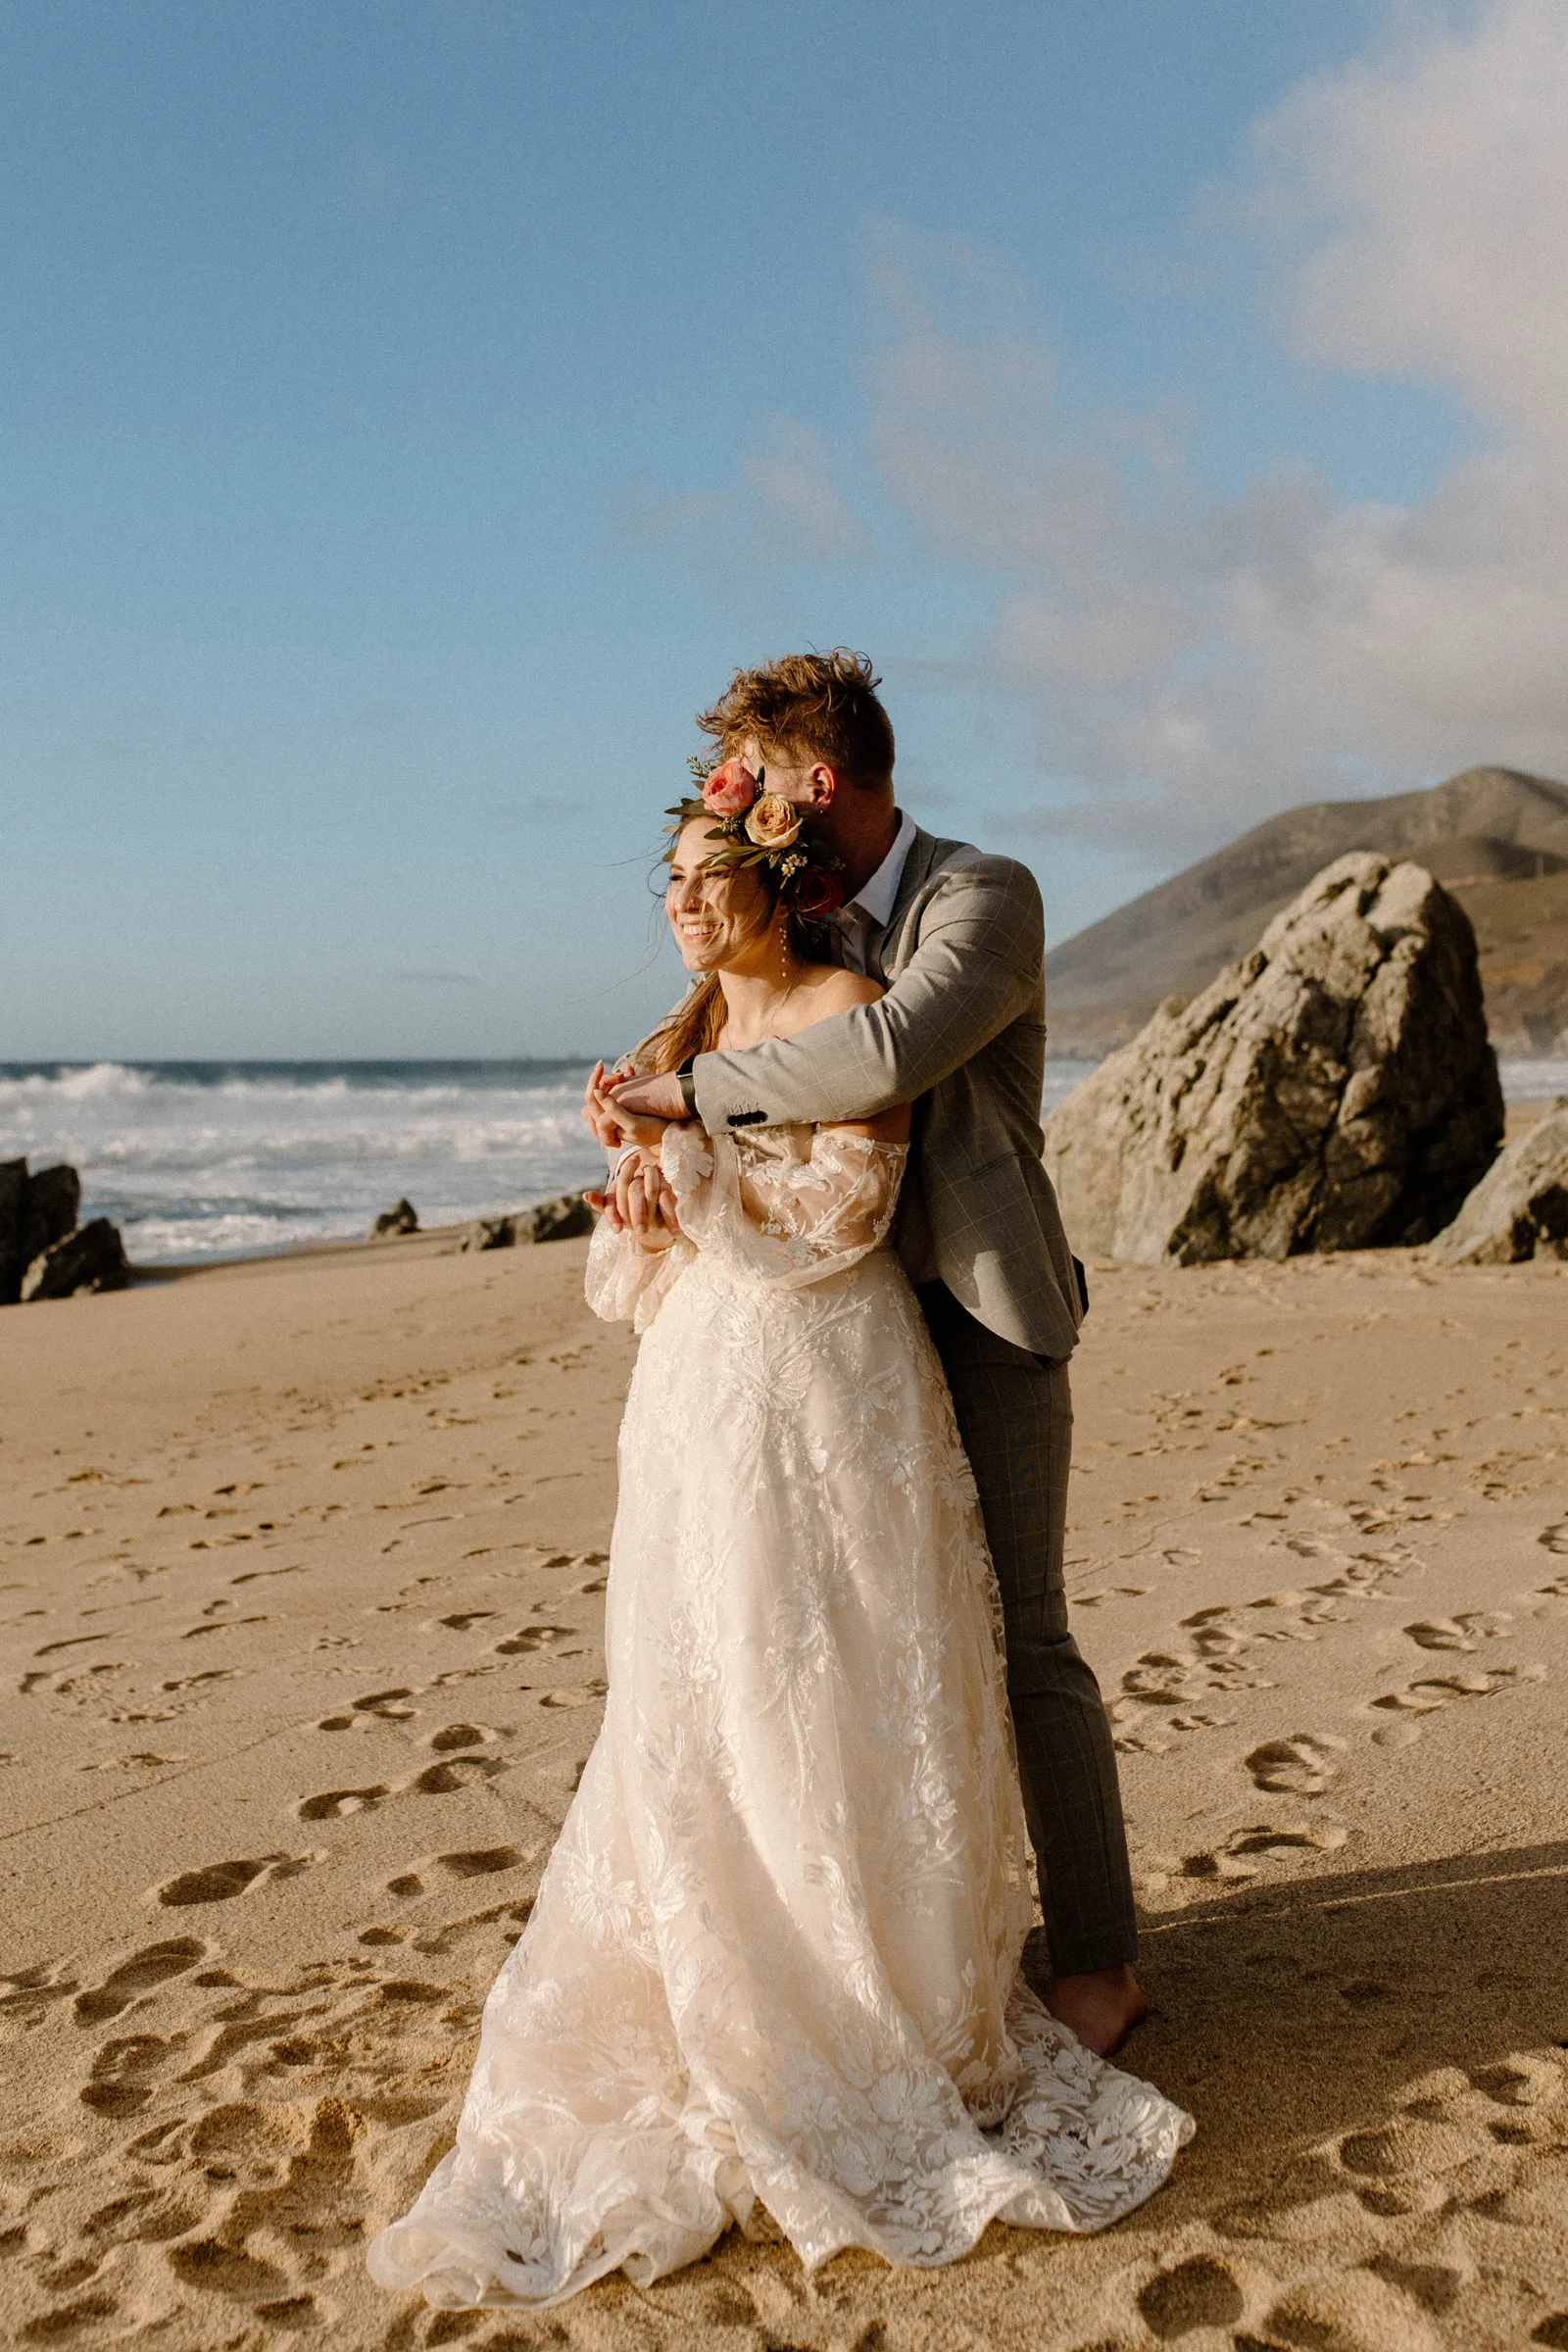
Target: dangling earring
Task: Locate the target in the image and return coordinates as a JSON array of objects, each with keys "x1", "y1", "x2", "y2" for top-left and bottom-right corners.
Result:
[{"x1": 779, "y1": 915, "x2": 790, "y2": 988}]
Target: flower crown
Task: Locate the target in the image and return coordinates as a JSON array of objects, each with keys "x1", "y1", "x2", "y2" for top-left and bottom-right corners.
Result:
[{"x1": 664, "y1": 756, "x2": 848, "y2": 923}]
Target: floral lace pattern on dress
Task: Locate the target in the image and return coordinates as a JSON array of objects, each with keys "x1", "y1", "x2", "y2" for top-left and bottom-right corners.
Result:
[{"x1": 368, "y1": 1122, "x2": 1192, "y2": 2313}]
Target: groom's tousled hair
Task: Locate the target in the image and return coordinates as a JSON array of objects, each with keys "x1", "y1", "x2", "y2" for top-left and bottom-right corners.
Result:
[{"x1": 698, "y1": 649, "x2": 895, "y2": 787}]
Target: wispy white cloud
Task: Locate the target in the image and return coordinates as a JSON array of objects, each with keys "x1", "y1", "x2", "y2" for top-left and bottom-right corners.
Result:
[
  {"x1": 621, "y1": 414, "x2": 867, "y2": 580},
  {"x1": 648, "y1": 2, "x2": 1568, "y2": 862},
  {"x1": 871, "y1": 0, "x2": 1568, "y2": 854}
]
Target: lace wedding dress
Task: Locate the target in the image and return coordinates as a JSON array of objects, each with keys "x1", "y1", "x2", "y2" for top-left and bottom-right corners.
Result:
[{"x1": 368, "y1": 1123, "x2": 1193, "y2": 2311}]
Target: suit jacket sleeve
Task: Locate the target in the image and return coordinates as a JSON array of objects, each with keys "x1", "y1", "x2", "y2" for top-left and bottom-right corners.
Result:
[{"x1": 692, "y1": 856, "x2": 1042, "y2": 1131}]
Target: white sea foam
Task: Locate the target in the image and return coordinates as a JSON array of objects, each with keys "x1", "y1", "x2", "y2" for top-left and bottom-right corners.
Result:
[
  {"x1": 1497, "y1": 1057, "x2": 1568, "y2": 1102},
  {"x1": 2, "y1": 1054, "x2": 1560, "y2": 1268},
  {"x1": 0, "y1": 1061, "x2": 610, "y2": 1265}
]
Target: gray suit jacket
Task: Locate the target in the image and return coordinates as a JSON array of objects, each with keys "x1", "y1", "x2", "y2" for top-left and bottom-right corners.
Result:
[{"x1": 691, "y1": 826, "x2": 1084, "y2": 1359}]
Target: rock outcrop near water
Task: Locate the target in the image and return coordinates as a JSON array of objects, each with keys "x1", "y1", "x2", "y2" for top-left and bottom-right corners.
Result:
[
  {"x1": 460, "y1": 1194, "x2": 594, "y2": 1251},
  {"x1": 21, "y1": 1218, "x2": 131, "y2": 1300},
  {"x1": 1428, "y1": 1104, "x2": 1568, "y2": 1264},
  {"x1": 370, "y1": 1198, "x2": 419, "y2": 1237},
  {"x1": 1042, "y1": 854, "x2": 1503, "y2": 1264},
  {"x1": 1, "y1": 1158, "x2": 84, "y2": 1303}
]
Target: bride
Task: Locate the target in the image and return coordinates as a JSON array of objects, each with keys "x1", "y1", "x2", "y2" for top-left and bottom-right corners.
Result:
[{"x1": 368, "y1": 778, "x2": 1192, "y2": 2312}]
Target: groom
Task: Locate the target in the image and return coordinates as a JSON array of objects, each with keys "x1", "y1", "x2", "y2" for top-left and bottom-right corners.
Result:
[{"x1": 595, "y1": 649, "x2": 1144, "y2": 2057}]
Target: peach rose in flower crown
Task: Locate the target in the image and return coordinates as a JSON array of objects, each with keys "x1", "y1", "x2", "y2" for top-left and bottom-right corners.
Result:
[
  {"x1": 702, "y1": 759, "x2": 759, "y2": 816},
  {"x1": 745, "y1": 793, "x2": 803, "y2": 850}
]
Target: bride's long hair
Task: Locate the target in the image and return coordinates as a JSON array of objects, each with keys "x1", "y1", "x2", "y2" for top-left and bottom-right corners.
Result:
[{"x1": 632, "y1": 971, "x2": 728, "y2": 1077}]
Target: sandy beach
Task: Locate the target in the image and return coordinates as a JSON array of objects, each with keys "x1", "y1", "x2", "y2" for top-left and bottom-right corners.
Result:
[{"x1": 3, "y1": 1220, "x2": 1566, "y2": 2351}]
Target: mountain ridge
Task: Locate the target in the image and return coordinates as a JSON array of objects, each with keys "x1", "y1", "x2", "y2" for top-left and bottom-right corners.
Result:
[{"x1": 1043, "y1": 766, "x2": 1568, "y2": 1056}]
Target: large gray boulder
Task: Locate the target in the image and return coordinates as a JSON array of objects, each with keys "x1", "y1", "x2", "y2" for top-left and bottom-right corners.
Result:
[
  {"x1": 21, "y1": 1217, "x2": 131, "y2": 1300},
  {"x1": 1042, "y1": 853, "x2": 1503, "y2": 1264},
  {"x1": 1427, "y1": 1105, "x2": 1568, "y2": 1264},
  {"x1": 1, "y1": 1159, "x2": 85, "y2": 1303},
  {"x1": 459, "y1": 1193, "x2": 594, "y2": 1251}
]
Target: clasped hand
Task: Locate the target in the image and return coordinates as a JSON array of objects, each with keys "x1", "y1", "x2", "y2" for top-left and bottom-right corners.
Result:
[{"x1": 580, "y1": 1061, "x2": 689, "y2": 1244}]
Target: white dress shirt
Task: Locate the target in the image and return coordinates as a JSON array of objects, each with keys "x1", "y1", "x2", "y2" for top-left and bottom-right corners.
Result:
[{"x1": 834, "y1": 807, "x2": 916, "y2": 974}]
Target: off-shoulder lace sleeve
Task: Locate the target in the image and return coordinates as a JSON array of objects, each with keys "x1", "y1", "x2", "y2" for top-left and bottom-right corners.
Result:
[
  {"x1": 662, "y1": 1121, "x2": 906, "y2": 1291},
  {"x1": 584, "y1": 1214, "x2": 695, "y2": 1334}
]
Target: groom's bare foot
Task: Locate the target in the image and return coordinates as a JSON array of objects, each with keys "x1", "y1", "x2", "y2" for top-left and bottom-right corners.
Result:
[{"x1": 1047, "y1": 1965, "x2": 1146, "y2": 2057}]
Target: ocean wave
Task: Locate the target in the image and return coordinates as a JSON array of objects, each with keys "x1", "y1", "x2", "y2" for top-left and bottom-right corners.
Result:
[
  {"x1": 50, "y1": 1112, "x2": 584, "y2": 1172},
  {"x1": 0, "y1": 1059, "x2": 590, "y2": 1106},
  {"x1": 0, "y1": 1060, "x2": 160, "y2": 1103},
  {"x1": 0, "y1": 1060, "x2": 609, "y2": 1263},
  {"x1": 3, "y1": 1055, "x2": 1563, "y2": 1269}
]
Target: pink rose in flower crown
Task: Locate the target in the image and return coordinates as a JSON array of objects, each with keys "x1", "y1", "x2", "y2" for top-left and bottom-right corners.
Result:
[
  {"x1": 790, "y1": 867, "x2": 846, "y2": 920},
  {"x1": 744, "y1": 793, "x2": 803, "y2": 850},
  {"x1": 702, "y1": 758, "x2": 759, "y2": 816}
]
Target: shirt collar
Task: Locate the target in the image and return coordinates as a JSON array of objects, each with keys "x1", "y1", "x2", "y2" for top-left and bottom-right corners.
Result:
[{"x1": 845, "y1": 806, "x2": 916, "y2": 929}]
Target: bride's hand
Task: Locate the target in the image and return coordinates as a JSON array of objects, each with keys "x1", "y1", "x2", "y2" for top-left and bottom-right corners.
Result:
[{"x1": 621, "y1": 1155, "x2": 682, "y2": 1250}]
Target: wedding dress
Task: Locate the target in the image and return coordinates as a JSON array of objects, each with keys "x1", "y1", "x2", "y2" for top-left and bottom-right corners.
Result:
[{"x1": 368, "y1": 1122, "x2": 1192, "y2": 2311}]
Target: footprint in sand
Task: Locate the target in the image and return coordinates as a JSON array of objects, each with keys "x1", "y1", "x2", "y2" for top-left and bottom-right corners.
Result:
[
  {"x1": 1244, "y1": 1732, "x2": 1346, "y2": 1794},
  {"x1": 1371, "y1": 1661, "x2": 1546, "y2": 1717},
  {"x1": 352, "y1": 1686, "x2": 417, "y2": 1716},
  {"x1": 156, "y1": 1853, "x2": 318, "y2": 1907},
  {"x1": 298, "y1": 1733, "x2": 514, "y2": 1813},
  {"x1": 380, "y1": 1842, "x2": 529, "y2": 1902},
  {"x1": 1176, "y1": 1819, "x2": 1348, "y2": 1882},
  {"x1": 1538, "y1": 1521, "x2": 1568, "y2": 1556},
  {"x1": 78, "y1": 2033, "x2": 178, "y2": 2118},
  {"x1": 409, "y1": 1754, "x2": 506, "y2": 1794},
  {"x1": 1213, "y1": 2053, "x2": 1568, "y2": 2343},
  {"x1": 1403, "y1": 1612, "x2": 1511, "y2": 1651},
  {"x1": 186, "y1": 2101, "x2": 303, "y2": 2184},
  {"x1": 0, "y1": 1961, "x2": 80, "y2": 2028},
  {"x1": 493, "y1": 1623, "x2": 577, "y2": 1656},
  {"x1": 433, "y1": 1845, "x2": 527, "y2": 1877},
  {"x1": 317, "y1": 1687, "x2": 418, "y2": 1731},
  {"x1": 295, "y1": 1785, "x2": 392, "y2": 1821},
  {"x1": 1137, "y1": 2252, "x2": 1245, "y2": 2336},
  {"x1": 538, "y1": 1681, "x2": 608, "y2": 1709},
  {"x1": 83, "y1": 2185, "x2": 204, "y2": 2246},
  {"x1": 74, "y1": 1939, "x2": 209, "y2": 2025}
]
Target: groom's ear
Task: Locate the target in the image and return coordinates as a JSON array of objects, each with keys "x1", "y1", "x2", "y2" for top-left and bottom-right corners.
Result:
[{"x1": 800, "y1": 762, "x2": 838, "y2": 811}]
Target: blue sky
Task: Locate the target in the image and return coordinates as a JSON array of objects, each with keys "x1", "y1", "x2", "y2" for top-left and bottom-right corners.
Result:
[{"x1": 4, "y1": 0, "x2": 1564, "y2": 1058}]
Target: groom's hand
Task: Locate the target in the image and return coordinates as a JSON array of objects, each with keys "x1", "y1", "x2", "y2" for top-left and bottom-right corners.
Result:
[{"x1": 607, "y1": 1071, "x2": 689, "y2": 1123}]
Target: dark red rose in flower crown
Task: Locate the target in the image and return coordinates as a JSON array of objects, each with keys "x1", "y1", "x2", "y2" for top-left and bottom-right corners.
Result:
[
  {"x1": 790, "y1": 867, "x2": 846, "y2": 920},
  {"x1": 702, "y1": 758, "x2": 759, "y2": 816}
]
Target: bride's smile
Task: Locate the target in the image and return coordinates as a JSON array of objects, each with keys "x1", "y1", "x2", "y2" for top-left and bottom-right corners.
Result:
[{"x1": 664, "y1": 814, "x2": 778, "y2": 974}]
